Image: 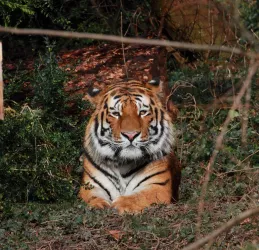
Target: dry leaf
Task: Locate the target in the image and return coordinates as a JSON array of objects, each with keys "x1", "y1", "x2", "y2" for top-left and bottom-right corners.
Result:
[{"x1": 107, "y1": 230, "x2": 125, "y2": 241}]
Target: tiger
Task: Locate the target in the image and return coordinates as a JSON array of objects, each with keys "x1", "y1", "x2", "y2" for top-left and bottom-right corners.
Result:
[{"x1": 79, "y1": 80, "x2": 181, "y2": 214}]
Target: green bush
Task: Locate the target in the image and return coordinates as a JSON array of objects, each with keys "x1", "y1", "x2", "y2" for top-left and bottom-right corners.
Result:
[
  {"x1": 240, "y1": 0, "x2": 259, "y2": 34},
  {"x1": 169, "y1": 64, "x2": 259, "y2": 202},
  {"x1": 0, "y1": 0, "x2": 105, "y2": 31},
  {"x1": 0, "y1": 0, "x2": 153, "y2": 57},
  {"x1": 0, "y1": 0, "x2": 110, "y2": 57},
  {"x1": 0, "y1": 47, "x2": 89, "y2": 202},
  {"x1": 32, "y1": 43, "x2": 67, "y2": 114}
]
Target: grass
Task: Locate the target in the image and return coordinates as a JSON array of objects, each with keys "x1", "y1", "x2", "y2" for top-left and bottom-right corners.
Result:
[{"x1": 0, "y1": 199, "x2": 258, "y2": 249}]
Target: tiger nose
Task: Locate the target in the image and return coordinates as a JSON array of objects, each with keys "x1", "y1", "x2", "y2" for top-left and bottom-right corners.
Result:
[{"x1": 121, "y1": 131, "x2": 140, "y2": 141}]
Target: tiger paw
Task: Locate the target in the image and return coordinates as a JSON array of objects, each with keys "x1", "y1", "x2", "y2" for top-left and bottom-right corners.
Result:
[
  {"x1": 111, "y1": 196, "x2": 144, "y2": 214},
  {"x1": 89, "y1": 197, "x2": 111, "y2": 209}
]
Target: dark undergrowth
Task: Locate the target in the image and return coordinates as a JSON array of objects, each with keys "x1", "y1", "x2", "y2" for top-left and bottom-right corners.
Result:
[{"x1": 0, "y1": 44, "x2": 89, "y2": 204}]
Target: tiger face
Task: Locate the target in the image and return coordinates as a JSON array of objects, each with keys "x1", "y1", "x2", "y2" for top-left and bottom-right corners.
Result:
[{"x1": 84, "y1": 81, "x2": 175, "y2": 165}]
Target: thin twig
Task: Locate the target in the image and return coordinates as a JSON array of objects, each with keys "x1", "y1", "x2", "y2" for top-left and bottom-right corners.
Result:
[
  {"x1": 121, "y1": 12, "x2": 128, "y2": 79},
  {"x1": 139, "y1": 231, "x2": 160, "y2": 250},
  {"x1": 0, "y1": 41, "x2": 3, "y2": 120},
  {"x1": 241, "y1": 79, "x2": 252, "y2": 145},
  {"x1": 232, "y1": 0, "x2": 259, "y2": 52},
  {"x1": 195, "y1": 60, "x2": 259, "y2": 238},
  {"x1": 221, "y1": 167, "x2": 259, "y2": 176},
  {"x1": 183, "y1": 206, "x2": 259, "y2": 250},
  {"x1": 157, "y1": 0, "x2": 174, "y2": 38},
  {"x1": 240, "y1": 149, "x2": 259, "y2": 164},
  {"x1": 0, "y1": 26, "x2": 257, "y2": 58}
]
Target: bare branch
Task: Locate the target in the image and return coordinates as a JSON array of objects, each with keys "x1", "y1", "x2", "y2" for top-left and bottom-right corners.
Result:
[
  {"x1": 196, "y1": 60, "x2": 259, "y2": 238},
  {"x1": 0, "y1": 41, "x2": 3, "y2": 120},
  {"x1": 121, "y1": 12, "x2": 128, "y2": 79},
  {"x1": 241, "y1": 79, "x2": 252, "y2": 145},
  {"x1": 0, "y1": 26, "x2": 257, "y2": 58},
  {"x1": 157, "y1": 1, "x2": 174, "y2": 38},
  {"x1": 232, "y1": 0, "x2": 259, "y2": 52},
  {"x1": 183, "y1": 206, "x2": 259, "y2": 250}
]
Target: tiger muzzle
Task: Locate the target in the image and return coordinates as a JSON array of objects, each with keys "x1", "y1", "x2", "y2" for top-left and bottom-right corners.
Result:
[{"x1": 121, "y1": 131, "x2": 140, "y2": 141}]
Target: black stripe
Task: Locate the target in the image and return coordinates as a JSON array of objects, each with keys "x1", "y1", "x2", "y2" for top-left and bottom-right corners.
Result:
[
  {"x1": 114, "y1": 95, "x2": 122, "y2": 99},
  {"x1": 133, "y1": 94, "x2": 143, "y2": 97},
  {"x1": 94, "y1": 117, "x2": 109, "y2": 146},
  {"x1": 155, "y1": 108, "x2": 158, "y2": 127},
  {"x1": 101, "y1": 127, "x2": 109, "y2": 135},
  {"x1": 100, "y1": 111, "x2": 109, "y2": 136},
  {"x1": 143, "y1": 104, "x2": 149, "y2": 108},
  {"x1": 135, "y1": 97, "x2": 142, "y2": 102},
  {"x1": 149, "y1": 108, "x2": 159, "y2": 136},
  {"x1": 162, "y1": 151, "x2": 167, "y2": 157},
  {"x1": 114, "y1": 147, "x2": 122, "y2": 157},
  {"x1": 160, "y1": 111, "x2": 165, "y2": 135},
  {"x1": 84, "y1": 149, "x2": 118, "y2": 182},
  {"x1": 133, "y1": 170, "x2": 168, "y2": 190},
  {"x1": 151, "y1": 179, "x2": 169, "y2": 186},
  {"x1": 105, "y1": 85, "x2": 149, "y2": 93},
  {"x1": 84, "y1": 147, "x2": 121, "y2": 192},
  {"x1": 140, "y1": 146, "x2": 148, "y2": 156},
  {"x1": 94, "y1": 117, "x2": 99, "y2": 135},
  {"x1": 108, "y1": 143, "x2": 118, "y2": 152},
  {"x1": 114, "y1": 99, "x2": 120, "y2": 107},
  {"x1": 150, "y1": 125, "x2": 158, "y2": 134},
  {"x1": 100, "y1": 112, "x2": 105, "y2": 136},
  {"x1": 84, "y1": 170, "x2": 112, "y2": 200},
  {"x1": 152, "y1": 111, "x2": 165, "y2": 145},
  {"x1": 122, "y1": 161, "x2": 150, "y2": 179}
]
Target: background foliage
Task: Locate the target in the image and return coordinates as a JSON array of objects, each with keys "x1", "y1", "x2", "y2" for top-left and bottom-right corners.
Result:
[
  {"x1": 0, "y1": 0, "x2": 152, "y2": 57},
  {"x1": 0, "y1": 44, "x2": 89, "y2": 203}
]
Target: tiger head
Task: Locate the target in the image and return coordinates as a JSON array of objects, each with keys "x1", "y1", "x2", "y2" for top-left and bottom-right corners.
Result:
[{"x1": 84, "y1": 80, "x2": 177, "y2": 165}]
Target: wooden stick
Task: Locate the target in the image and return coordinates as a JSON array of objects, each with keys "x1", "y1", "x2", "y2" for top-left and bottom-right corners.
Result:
[
  {"x1": 0, "y1": 41, "x2": 3, "y2": 120},
  {"x1": 195, "y1": 60, "x2": 259, "y2": 238},
  {"x1": 0, "y1": 26, "x2": 253, "y2": 57},
  {"x1": 183, "y1": 206, "x2": 259, "y2": 250}
]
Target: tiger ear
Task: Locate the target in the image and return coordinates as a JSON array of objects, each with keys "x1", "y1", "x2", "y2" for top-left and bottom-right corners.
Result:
[
  {"x1": 148, "y1": 78, "x2": 160, "y2": 87},
  {"x1": 147, "y1": 77, "x2": 164, "y2": 99},
  {"x1": 148, "y1": 78, "x2": 178, "y2": 121},
  {"x1": 83, "y1": 86, "x2": 103, "y2": 106}
]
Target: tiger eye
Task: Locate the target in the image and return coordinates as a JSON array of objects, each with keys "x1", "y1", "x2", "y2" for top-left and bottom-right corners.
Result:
[
  {"x1": 140, "y1": 110, "x2": 149, "y2": 116},
  {"x1": 112, "y1": 112, "x2": 120, "y2": 117}
]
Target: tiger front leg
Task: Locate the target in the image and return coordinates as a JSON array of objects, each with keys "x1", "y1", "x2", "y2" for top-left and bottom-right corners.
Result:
[
  {"x1": 111, "y1": 182, "x2": 172, "y2": 214},
  {"x1": 79, "y1": 186, "x2": 111, "y2": 209},
  {"x1": 79, "y1": 173, "x2": 111, "y2": 209}
]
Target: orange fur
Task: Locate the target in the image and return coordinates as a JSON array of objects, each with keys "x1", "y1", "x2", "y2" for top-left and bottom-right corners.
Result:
[{"x1": 79, "y1": 81, "x2": 181, "y2": 213}]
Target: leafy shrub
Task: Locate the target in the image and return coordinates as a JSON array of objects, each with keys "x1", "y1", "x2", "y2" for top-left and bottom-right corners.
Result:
[
  {"x1": 0, "y1": 0, "x2": 111, "y2": 57},
  {"x1": 0, "y1": 0, "x2": 105, "y2": 31},
  {"x1": 240, "y1": 0, "x2": 259, "y2": 34},
  {"x1": 32, "y1": 43, "x2": 67, "y2": 114},
  {"x1": 168, "y1": 63, "x2": 247, "y2": 105},
  {"x1": 0, "y1": 0, "x2": 154, "y2": 58},
  {"x1": 169, "y1": 63, "x2": 259, "y2": 202},
  {"x1": 0, "y1": 47, "x2": 89, "y2": 202}
]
